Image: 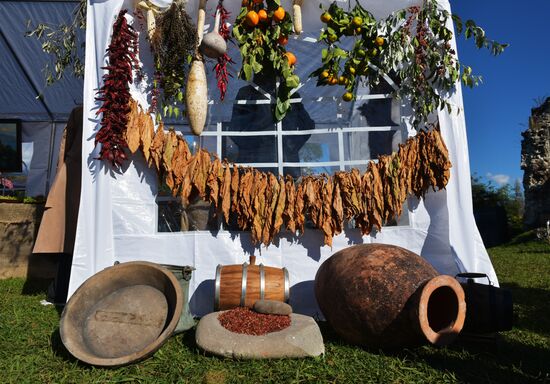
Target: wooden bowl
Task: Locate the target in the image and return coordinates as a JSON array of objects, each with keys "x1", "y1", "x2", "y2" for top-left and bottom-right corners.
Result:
[{"x1": 60, "y1": 261, "x2": 183, "y2": 366}]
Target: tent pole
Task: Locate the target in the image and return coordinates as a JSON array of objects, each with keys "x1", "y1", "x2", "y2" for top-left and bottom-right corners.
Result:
[{"x1": 45, "y1": 121, "x2": 57, "y2": 193}]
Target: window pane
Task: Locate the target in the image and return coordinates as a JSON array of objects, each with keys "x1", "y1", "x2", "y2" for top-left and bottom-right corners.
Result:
[
  {"x1": 222, "y1": 135, "x2": 277, "y2": 164},
  {"x1": 344, "y1": 130, "x2": 402, "y2": 161},
  {"x1": 0, "y1": 122, "x2": 21, "y2": 172},
  {"x1": 284, "y1": 166, "x2": 340, "y2": 178},
  {"x1": 282, "y1": 133, "x2": 339, "y2": 164}
]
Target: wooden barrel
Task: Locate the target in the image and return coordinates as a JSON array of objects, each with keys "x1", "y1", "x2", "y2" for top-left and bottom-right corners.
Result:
[{"x1": 214, "y1": 256, "x2": 289, "y2": 310}]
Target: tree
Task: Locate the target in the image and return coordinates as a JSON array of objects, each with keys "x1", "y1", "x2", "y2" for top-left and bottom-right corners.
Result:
[{"x1": 471, "y1": 175, "x2": 524, "y2": 240}]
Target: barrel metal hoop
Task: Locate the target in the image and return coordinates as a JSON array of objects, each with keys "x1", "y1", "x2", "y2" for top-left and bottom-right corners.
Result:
[
  {"x1": 283, "y1": 267, "x2": 290, "y2": 302},
  {"x1": 241, "y1": 262, "x2": 249, "y2": 307},
  {"x1": 214, "y1": 264, "x2": 222, "y2": 311},
  {"x1": 259, "y1": 264, "x2": 265, "y2": 300}
]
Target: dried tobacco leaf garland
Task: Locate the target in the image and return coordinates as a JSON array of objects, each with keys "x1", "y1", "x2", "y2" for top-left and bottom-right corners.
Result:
[
  {"x1": 95, "y1": 10, "x2": 138, "y2": 167},
  {"x1": 151, "y1": 0, "x2": 198, "y2": 116},
  {"x1": 125, "y1": 102, "x2": 451, "y2": 246},
  {"x1": 214, "y1": 0, "x2": 234, "y2": 100}
]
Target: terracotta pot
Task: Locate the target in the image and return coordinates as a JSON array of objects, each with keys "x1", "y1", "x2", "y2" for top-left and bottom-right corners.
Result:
[{"x1": 314, "y1": 243, "x2": 466, "y2": 348}]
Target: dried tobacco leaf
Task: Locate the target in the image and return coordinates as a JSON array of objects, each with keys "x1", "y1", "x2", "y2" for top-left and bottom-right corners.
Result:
[
  {"x1": 162, "y1": 129, "x2": 178, "y2": 172},
  {"x1": 126, "y1": 100, "x2": 141, "y2": 154},
  {"x1": 171, "y1": 137, "x2": 191, "y2": 195},
  {"x1": 140, "y1": 112, "x2": 155, "y2": 164},
  {"x1": 332, "y1": 179, "x2": 344, "y2": 236},
  {"x1": 251, "y1": 172, "x2": 268, "y2": 245},
  {"x1": 302, "y1": 177, "x2": 317, "y2": 226},
  {"x1": 283, "y1": 175, "x2": 296, "y2": 233},
  {"x1": 191, "y1": 149, "x2": 211, "y2": 199},
  {"x1": 370, "y1": 162, "x2": 384, "y2": 231},
  {"x1": 272, "y1": 176, "x2": 286, "y2": 237},
  {"x1": 207, "y1": 157, "x2": 222, "y2": 208},
  {"x1": 150, "y1": 122, "x2": 165, "y2": 172},
  {"x1": 180, "y1": 152, "x2": 197, "y2": 205},
  {"x1": 261, "y1": 173, "x2": 279, "y2": 246},
  {"x1": 231, "y1": 164, "x2": 240, "y2": 215},
  {"x1": 237, "y1": 170, "x2": 254, "y2": 229},
  {"x1": 321, "y1": 177, "x2": 334, "y2": 247},
  {"x1": 294, "y1": 182, "x2": 305, "y2": 234},
  {"x1": 335, "y1": 172, "x2": 360, "y2": 220},
  {"x1": 220, "y1": 160, "x2": 231, "y2": 223},
  {"x1": 430, "y1": 128, "x2": 452, "y2": 190},
  {"x1": 162, "y1": 130, "x2": 178, "y2": 190}
]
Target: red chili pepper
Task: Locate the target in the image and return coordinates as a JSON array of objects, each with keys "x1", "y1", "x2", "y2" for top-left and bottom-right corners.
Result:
[
  {"x1": 218, "y1": 307, "x2": 291, "y2": 336},
  {"x1": 215, "y1": 1, "x2": 233, "y2": 101},
  {"x1": 95, "y1": 9, "x2": 138, "y2": 168}
]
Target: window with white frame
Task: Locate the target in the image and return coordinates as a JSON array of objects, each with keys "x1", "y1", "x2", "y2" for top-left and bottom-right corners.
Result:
[{"x1": 157, "y1": 33, "x2": 410, "y2": 232}]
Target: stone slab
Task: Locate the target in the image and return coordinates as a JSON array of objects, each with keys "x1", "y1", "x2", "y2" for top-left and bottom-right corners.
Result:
[{"x1": 196, "y1": 312, "x2": 324, "y2": 359}]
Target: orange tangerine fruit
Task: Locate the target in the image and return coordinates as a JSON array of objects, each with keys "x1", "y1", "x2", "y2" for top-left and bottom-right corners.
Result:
[
  {"x1": 258, "y1": 9, "x2": 268, "y2": 22},
  {"x1": 320, "y1": 12, "x2": 331, "y2": 23},
  {"x1": 246, "y1": 10, "x2": 259, "y2": 26},
  {"x1": 273, "y1": 6, "x2": 285, "y2": 22},
  {"x1": 278, "y1": 35, "x2": 289, "y2": 45},
  {"x1": 284, "y1": 51, "x2": 297, "y2": 66}
]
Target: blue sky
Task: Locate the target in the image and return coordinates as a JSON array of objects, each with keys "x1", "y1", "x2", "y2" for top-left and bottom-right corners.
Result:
[{"x1": 450, "y1": 1, "x2": 550, "y2": 188}]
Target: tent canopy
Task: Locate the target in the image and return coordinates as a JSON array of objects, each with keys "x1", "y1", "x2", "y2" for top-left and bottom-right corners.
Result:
[
  {"x1": 0, "y1": 0, "x2": 83, "y2": 122},
  {"x1": 68, "y1": 0, "x2": 498, "y2": 316}
]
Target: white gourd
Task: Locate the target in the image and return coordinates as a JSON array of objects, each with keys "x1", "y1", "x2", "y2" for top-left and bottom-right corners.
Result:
[{"x1": 186, "y1": 0, "x2": 208, "y2": 136}]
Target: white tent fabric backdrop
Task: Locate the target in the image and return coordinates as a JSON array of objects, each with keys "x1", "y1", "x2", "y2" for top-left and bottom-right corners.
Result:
[{"x1": 69, "y1": 0, "x2": 497, "y2": 316}]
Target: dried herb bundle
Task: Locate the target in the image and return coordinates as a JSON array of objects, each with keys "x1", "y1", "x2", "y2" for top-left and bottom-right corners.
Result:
[
  {"x1": 95, "y1": 10, "x2": 138, "y2": 167},
  {"x1": 126, "y1": 102, "x2": 451, "y2": 246},
  {"x1": 151, "y1": 0, "x2": 198, "y2": 115}
]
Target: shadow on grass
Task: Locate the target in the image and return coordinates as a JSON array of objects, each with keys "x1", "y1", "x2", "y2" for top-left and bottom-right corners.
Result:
[
  {"x1": 50, "y1": 327, "x2": 85, "y2": 366},
  {"x1": 319, "y1": 316, "x2": 550, "y2": 383},
  {"x1": 174, "y1": 325, "x2": 199, "y2": 351},
  {"x1": 21, "y1": 277, "x2": 52, "y2": 295},
  {"x1": 416, "y1": 335, "x2": 550, "y2": 383},
  {"x1": 500, "y1": 282, "x2": 550, "y2": 337}
]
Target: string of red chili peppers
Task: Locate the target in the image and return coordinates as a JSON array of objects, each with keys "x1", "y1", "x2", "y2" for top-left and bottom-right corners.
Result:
[
  {"x1": 214, "y1": 0, "x2": 234, "y2": 101},
  {"x1": 95, "y1": 9, "x2": 138, "y2": 167}
]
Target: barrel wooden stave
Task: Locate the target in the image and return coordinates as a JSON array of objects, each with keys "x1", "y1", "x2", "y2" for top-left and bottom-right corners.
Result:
[{"x1": 215, "y1": 261, "x2": 288, "y2": 311}]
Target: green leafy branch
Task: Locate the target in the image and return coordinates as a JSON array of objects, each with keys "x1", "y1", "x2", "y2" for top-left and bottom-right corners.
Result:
[
  {"x1": 233, "y1": 0, "x2": 300, "y2": 121},
  {"x1": 26, "y1": 0, "x2": 86, "y2": 86},
  {"x1": 452, "y1": 15, "x2": 508, "y2": 56},
  {"x1": 311, "y1": 0, "x2": 508, "y2": 129}
]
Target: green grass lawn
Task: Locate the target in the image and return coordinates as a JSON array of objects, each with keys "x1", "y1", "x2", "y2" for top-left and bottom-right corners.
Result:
[{"x1": 0, "y1": 239, "x2": 548, "y2": 383}]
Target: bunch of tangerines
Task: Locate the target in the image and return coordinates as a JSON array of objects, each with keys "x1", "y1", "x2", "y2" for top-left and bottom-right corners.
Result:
[
  {"x1": 233, "y1": 0, "x2": 300, "y2": 120},
  {"x1": 310, "y1": 3, "x2": 386, "y2": 102},
  {"x1": 237, "y1": 0, "x2": 297, "y2": 66}
]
